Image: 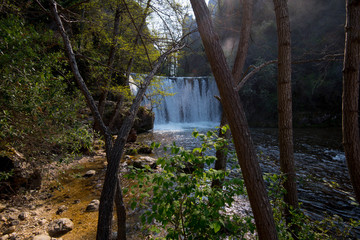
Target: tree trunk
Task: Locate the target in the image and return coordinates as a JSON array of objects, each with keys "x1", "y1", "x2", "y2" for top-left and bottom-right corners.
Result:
[
  {"x1": 96, "y1": 47, "x2": 183, "y2": 239},
  {"x1": 213, "y1": 0, "x2": 253, "y2": 182},
  {"x1": 212, "y1": 113, "x2": 230, "y2": 187},
  {"x1": 98, "y1": 5, "x2": 122, "y2": 118},
  {"x1": 273, "y1": 0, "x2": 299, "y2": 218},
  {"x1": 50, "y1": 1, "x2": 183, "y2": 238},
  {"x1": 190, "y1": 1, "x2": 278, "y2": 239},
  {"x1": 342, "y1": 0, "x2": 360, "y2": 203},
  {"x1": 115, "y1": 176, "x2": 126, "y2": 240},
  {"x1": 232, "y1": 0, "x2": 253, "y2": 83}
]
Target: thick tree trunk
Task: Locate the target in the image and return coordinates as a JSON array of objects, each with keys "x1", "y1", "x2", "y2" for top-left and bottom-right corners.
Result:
[
  {"x1": 190, "y1": 1, "x2": 278, "y2": 239},
  {"x1": 273, "y1": 0, "x2": 299, "y2": 217},
  {"x1": 342, "y1": 0, "x2": 360, "y2": 203}
]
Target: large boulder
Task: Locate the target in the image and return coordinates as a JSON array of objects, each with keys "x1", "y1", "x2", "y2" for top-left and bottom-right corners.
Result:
[
  {"x1": 100, "y1": 101, "x2": 154, "y2": 133},
  {"x1": 133, "y1": 106, "x2": 154, "y2": 133},
  {"x1": 0, "y1": 146, "x2": 41, "y2": 194}
]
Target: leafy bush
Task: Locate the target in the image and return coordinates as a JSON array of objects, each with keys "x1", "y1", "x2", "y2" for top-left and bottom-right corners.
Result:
[
  {"x1": 0, "y1": 15, "x2": 93, "y2": 160},
  {"x1": 126, "y1": 129, "x2": 255, "y2": 239}
]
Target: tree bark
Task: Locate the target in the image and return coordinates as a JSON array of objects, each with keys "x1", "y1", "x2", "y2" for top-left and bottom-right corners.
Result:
[
  {"x1": 273, "y1": 0, "x2": 299, "y2": 218},
  {"x1": 190, "y1": 1, "x2": 278, "y2": 239},
  {"x1": 115, "y1": 176, "x2": 126, "y2": 240},
  {"x1": 342, "y1": 0, "x2": 360, "y2": 203}
]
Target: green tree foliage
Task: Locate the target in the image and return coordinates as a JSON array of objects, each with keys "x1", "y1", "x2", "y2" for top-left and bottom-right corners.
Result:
[
  {"x1": 0, "y1": 15, "x2": 93, "y2": 159},
  {"x1": 69, "y1": 0, "x2": 160, "y2": 95}
]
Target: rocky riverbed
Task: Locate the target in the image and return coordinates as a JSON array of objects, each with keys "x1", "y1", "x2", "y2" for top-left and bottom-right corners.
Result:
[{"x1": 0, "y1": 147, "x2": 161, "y2": 240}]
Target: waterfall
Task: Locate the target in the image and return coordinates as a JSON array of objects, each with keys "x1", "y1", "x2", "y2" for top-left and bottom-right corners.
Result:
[{"x1": 131, "y1": 75, "x2": 222, "y2": 130}]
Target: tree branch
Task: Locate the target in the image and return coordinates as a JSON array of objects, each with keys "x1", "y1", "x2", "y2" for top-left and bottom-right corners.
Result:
[
  {"x1": 50, "y1": 0, "x2": 111, "y2": 147},
  {"x1": 235, "y1": 54, "x2": 344, "y2": 91}
]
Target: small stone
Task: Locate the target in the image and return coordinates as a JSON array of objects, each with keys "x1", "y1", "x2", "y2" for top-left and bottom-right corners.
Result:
[
  {"x1": 10, "y1": 220, "x2": 20, "y2": 226},
  {"x1": 83, "y1": 170, "x2": 96, "y2": 178},
  {"x1": 18, "y1": 212, "x2": 29, "y2": 221},
  {"x1": 0, "y1": 215, "x2": 7, "y2": 222},
  {"x1": 32, "y1": 234, "x2": 51, "y2": 240},
  {"x1": 73, "y1": 199, "x2": 80, "y2": 204},
  {"x1": 7, "y1": 214, "x2": 18, "y2": 221},
  {"x1": 86, "y1": 199, "x2": 100, "y2": 212},
  {"x1": 47, "y1": 218, "x2": 74, "y2": 237},
  {"x1": 0, "y1": 234, "x2": 9, "y2": 240},
  {"x1": 8, "y1": 233, "x2": 17, "y2": 240},
  {"x1": 56, "y1": 205, "x2": 67, "y2": 215},
  {"x1": 38, "y1": 219, "x2": 47, "y2": 226},
  {"x1": 0, "y1": 203, "x2": 6, "y2": 212},
  {"x1": 3, "y1": 226, "x2": 16, "y2": 234}
]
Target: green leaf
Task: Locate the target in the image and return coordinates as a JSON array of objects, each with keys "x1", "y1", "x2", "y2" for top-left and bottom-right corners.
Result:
[
  {"x1": 131, "y1": 201, "x2": 137, "y2": 210},
  {"x1": 211, "y1": 222, "x2": 221, "y2": 233}
]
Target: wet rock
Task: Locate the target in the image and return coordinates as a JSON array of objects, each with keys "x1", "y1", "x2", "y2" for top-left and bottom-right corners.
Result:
[
  {"x1": 32, "y1": 234, "x2": 51, "y2": 240},
  {"x1": 128, "y1": 156, "x2": 157, "y2": 169},
  {"x1": 86, "y1": 199, "x2": 100, "y2": 212},
  {"x1": 56, "y1": 205, "x2": 67, "y2": 215},
  {"x1": 47, "y1": 218, "x2": 74, "y2": 237},
  {"x1": 18, "y1": 212, "x2": 29, "y2": 221},
  {"x1": 83, "y1": 170, "x2": 96, "y2": 178},
  {"x1": 133, "y1": 106, "x2": 154, "y2": 133},
  {"x1": 127, "y1": 128, "x2": 137, "y2": 143}
]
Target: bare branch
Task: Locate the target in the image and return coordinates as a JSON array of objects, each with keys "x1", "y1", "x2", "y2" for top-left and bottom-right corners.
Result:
[
  {"x1": 235, "y1": 54, "x2": 344, "y2": 91},
  {"x1": 50, "y1": 0, "x2": 111, "y2": 145}
]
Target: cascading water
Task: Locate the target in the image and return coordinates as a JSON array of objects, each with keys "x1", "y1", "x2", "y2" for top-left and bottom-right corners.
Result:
[
  {"x1": 131, "y1": 75, "x2": 222, "y2": 130},
  {"x1": 154, "y1": 77, "x2": 221, "y2": 128}
]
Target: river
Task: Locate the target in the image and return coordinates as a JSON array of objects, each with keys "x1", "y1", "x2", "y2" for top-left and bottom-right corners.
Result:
[{"x1": 138, "y1": 126, "x2": 360, "y2": 225}]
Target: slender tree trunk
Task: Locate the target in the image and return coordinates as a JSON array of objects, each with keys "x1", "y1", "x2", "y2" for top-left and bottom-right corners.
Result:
[
  {"x1": 96, "y1": 47, "x2": 183, "y2": 239},
  {"x1": 273, "y1": 0, "x2": 299, "y2": 218},
  {"x1": 213, "y1": 0, "x2": 253, "y2": 179},
  {"x1": 98, "y1": 5, "x2": 122, "y2": 117},
  {"x1": 50, "y1": 1, "x2": 183, "y2": 239},
  {"x1": 115, "y1": 176, "x2": 126, "y2": 240},
  {"x1": 232, "y1": 0, "x2": 253, "y2": 83},
  {"x1": 190, "y1": 1, "x2": 278, "y2": 239},
  {"x1": 342, "y1": 0, "x2": 360, "y2": 203},
  {"x1": 212, "y1": 113, "x2": 230, "y2": 187}
]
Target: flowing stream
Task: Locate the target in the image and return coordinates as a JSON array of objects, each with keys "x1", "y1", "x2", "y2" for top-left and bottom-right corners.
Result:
[{"x1": 137, "y1": 76, "x2": 360, "y2": 229}]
